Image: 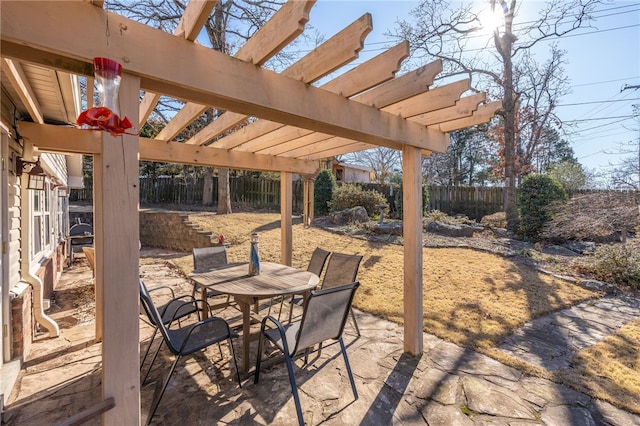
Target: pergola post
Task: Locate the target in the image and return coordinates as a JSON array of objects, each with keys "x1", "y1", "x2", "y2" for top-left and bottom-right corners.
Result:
[
  {"x1": 280, "y1": 171, "x2": 293, "y2": 266},
  {"x1": 402, "y1": 145, "x2": 423, "y2": 356},
  {"x1": 94, "y1": 73, "x2": 141, "y2": 425},
  {"x1": 302, "y1": 176, "x2": 314, "y2": 227}
]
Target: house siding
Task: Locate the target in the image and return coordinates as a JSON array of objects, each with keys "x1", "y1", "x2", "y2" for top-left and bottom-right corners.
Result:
[{"x1": 4, "y1": 132, "x2": 67, "y2": 361}]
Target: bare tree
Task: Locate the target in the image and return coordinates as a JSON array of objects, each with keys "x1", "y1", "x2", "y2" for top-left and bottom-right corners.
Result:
[
  {"x1": 108, "y1": 0, "x2": 286, "y2": 213},
  {"x1": 610, "y1": 148, "x2": 640, "y2": 190},
  {"x1": 394, "y1": 0, "x2": 599, "y2": 230},
  {"x1": 345, "y1": 148, "x2": 402, "y2": 183}
]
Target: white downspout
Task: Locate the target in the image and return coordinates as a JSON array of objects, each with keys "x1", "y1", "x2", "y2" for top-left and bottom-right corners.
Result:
[{"x1": 19, "y1": 172, "x2": 60, "y2": 338}]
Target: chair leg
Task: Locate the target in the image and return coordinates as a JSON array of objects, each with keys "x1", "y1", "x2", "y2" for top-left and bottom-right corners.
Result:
[
  {"x1": 284, "y1": 354, "x2": 304, "y2": 426},
  {"x1": 254, "y1": 330, "x2": 265, "y2": 384},
  {"x1": 227, "y1": 336, "x2": 241, "y2": 387},
  {"x1": 350, "y1": 307, "x2": 361, "y2": 336},
  {"x1": 339, "y1": 338, "x2": 358, "y2": 400},
  {"x1": 140, "y1": 328, "x2": 159, "y2": 370},
  {"x1": 276, "y1": 297, "x2": 285, "y2": 322},
  {"x1": 145, "y1": 355, "x2": 181, "y2": 425},
  {"x1": 142, "y1": 339, "x2": 164, "y2": 385},
  {"x1": 287, "y1": 295, "x2": 296, "y2": 324}
]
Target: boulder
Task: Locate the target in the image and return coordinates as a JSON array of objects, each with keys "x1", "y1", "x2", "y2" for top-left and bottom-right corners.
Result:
[
  {"x1": 425, "y1": 221, "x2": 481, "y2": 238},
  {"x1": 373, "y1": 221, "x2": 403, "y2": 236},
  {"x1": 329, "y1": 206, "x2": 369, "y2": 225}
]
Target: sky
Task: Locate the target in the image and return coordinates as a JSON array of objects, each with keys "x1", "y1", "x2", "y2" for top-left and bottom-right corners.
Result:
[{"x1": 306, "y1": 0, "x2": 640, "y2": 178}]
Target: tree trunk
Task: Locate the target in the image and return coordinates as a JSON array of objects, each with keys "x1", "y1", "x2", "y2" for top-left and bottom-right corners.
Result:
[
  {"x1": 202, "y1": 167, "x2": 214, "y2": 205},
  {"x1": 217, "y1": 168, "x2": 232, "y2": 214},
  {"x1": 497, "y1": 2, "x2": 519, "y2": 232}
]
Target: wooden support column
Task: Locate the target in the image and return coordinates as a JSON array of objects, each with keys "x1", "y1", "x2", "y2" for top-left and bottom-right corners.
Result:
[
  {"x1": 94, "y1": 73, "x2": 141, "y2": 425},
  {"x1": 302, "y1": 176, "x2": 314, "y2": 227},
  {"x1": 402, "y1": 145, "x2": 423, "y2": 356},
  {"x1": 93, "y1": 153, "x2": 103, "y2": 341},
  {"x1": 280, "y1": 171, "x2": 292, "y2": 266}
]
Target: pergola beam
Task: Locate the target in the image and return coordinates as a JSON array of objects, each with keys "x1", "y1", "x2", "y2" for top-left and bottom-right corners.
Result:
[
  {"x1": 138, "y1": 0, "x2": 218, "y2": 124},
  {"x1": 216, "y1": 56, "x2": 442, "y2": 155},
  {"x1": 1, "y1": 1, "x2": 444, "y2": 152},
  {"x1": 155, "y1": 0, "x2": 315, "y2": 142},
  {"x1": 433, "y1": 101, "x2": 502, "y2": 132},
  {"x1": 192, "y1": 12, "x2": 376, "y2": 148},
  {"x1": 410, "y1": 93, "x2": 486, "y2": 126},
  {"x1": 18, "y1": 122, "x2": 319, "y2": 174}
]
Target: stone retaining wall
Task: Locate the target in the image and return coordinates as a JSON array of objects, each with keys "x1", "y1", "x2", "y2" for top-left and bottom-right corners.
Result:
[{"x1": 139, "y1": 211, "x2": 219, "y2": 251}]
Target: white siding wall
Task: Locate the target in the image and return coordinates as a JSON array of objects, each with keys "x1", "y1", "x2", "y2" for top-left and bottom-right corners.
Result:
[{"x1": 344, "y1": 167, "x2": 371, "y2": 183}]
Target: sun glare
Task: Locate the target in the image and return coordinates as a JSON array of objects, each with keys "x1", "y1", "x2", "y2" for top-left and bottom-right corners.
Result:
[{"x1": 479, "y1": 7, "x2": 505, "y2": 35}]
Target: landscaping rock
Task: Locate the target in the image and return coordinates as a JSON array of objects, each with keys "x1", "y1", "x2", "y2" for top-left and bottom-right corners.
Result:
[
  {"x1": 542, "y1": 245, "x2": 581, "y2": 257},
  {"x1": 329, "y1": 206, "x2": 369, "y2": 224},
  {"x1": 425, "y1": 221, "x2": 482, "y2": 238},
  {"x1": 580, "y1": 279, "x2": 617, "y2": 294},
  {"x1": 373, "y1": 221, "x2": 403, "y2": 236},
  {"x1": 561, "y1": 241, "x2": 596, "y2": 254}
]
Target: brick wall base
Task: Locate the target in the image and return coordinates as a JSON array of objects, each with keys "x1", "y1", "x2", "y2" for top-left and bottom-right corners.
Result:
[{"x1": 10, "y1": 284, "x2": 32, "y2": 360}]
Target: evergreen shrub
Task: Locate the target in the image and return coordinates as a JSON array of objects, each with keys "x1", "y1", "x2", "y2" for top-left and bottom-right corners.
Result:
[
  {"x1": 314, "y1": 169, "x2": 336, "y2": 215},
  {"x1": 517, "y1": 174, "x2": 567, "y2": 238}
]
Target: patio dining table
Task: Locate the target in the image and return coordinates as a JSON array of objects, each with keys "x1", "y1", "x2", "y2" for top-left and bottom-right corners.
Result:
[{"x1": 189, "y1": 262, "x2": 319, "y2": 372}]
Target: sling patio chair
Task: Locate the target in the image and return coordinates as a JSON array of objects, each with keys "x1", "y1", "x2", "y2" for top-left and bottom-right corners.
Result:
[
  {"x1": 254, "y1": 282, "x2": 360, "y2": 426},
  {"x1": 139, "y1": 280, "x2": 241, "y2": 425},
  {"x1": 290, "y1": 252, "x2": 363, "y2": 336},
  {"x1": 284, "y1": 247, "x2": 331, "y2": 321},
  {"x1": 138, "y1": 280, "x2": 200, "y2": 371},
  {"x1": 191, "y1": 245, "x2": 232, "y2": 313}
]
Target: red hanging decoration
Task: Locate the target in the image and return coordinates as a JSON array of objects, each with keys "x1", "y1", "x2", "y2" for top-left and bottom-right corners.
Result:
[{"x1": 77, "y1": 57, "x2": 135, "y2": 136}]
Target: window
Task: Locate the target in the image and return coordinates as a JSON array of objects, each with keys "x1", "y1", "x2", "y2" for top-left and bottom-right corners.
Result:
[{"x1": 31, "y1": 184, "x2": 52, "y2": 259}]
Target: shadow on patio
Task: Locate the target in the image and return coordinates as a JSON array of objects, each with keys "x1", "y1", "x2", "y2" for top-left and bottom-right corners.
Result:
[{"x1": 2, "y1": 248, "x2": 637, "y2": 425}]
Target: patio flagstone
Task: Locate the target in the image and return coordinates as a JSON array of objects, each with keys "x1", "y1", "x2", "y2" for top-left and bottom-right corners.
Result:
[{"x1": 2, "y1": 248, "x2": 639, "y2": 425}]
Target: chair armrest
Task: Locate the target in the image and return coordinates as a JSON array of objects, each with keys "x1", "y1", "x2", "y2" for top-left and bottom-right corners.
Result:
[
  {"x1": 259, "y1": 316, "x2": 294, "y2": 356},
  {"x1": 161, "y1": 295, "x2": 198, "y2": 324},
  {"x1": 179, "y1": 317, "x2": 237, "y2": 353},
  {"x1": 148, "y1": 285, "x2": 176, "y2": 300}
]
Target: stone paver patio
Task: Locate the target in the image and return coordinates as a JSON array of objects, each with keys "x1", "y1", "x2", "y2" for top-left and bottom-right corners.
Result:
[{"x1": 2, "y1": 248, "x2": 639, "y2": 425}]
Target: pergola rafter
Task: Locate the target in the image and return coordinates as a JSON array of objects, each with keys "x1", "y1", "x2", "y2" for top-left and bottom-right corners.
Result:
[{"x1": 0, "y1": 1, "x2": 502, "y2": 424}]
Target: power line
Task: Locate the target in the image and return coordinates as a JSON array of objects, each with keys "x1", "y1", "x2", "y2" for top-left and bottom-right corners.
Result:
[
  {"x1": 556, "y1": 98, "x2": 640, "y2": 107},
  {"x1": 567, "y1": 115, "x2": 636, "y2": 123},
  {"x1": 570, "y1": 77, "x2": 640, "y2": 89}
]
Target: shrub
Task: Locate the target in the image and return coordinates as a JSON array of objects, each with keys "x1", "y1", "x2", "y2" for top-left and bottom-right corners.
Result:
[
  {"x1": 314, "y1": 169, "x2": 336, "y2": 215},
  {"x1": 481, "y1": 212, "x2": 507, "y2": 228},
  {"x1": 517, "y1": 174, "x2": 567, "y2": 238},
  {"x1": 394, "y1": 183, "x2": 430, "y2": 218},
  {"x1": 424, "y1": 210, "x2": 473, "y2": 225},
  {"x1": 541, "y1": 192, "x2": 640, "y2": 243},
  {"x1": 328, "y1": 184, "x2": 388, "y2": 217},
  {"x1": 573, "y1": 243, "x2": 640, "y2": 289}
]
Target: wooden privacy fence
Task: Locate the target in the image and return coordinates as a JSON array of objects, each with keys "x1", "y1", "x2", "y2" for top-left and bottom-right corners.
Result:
[
  {"x1": 72, "y1": 176, "x2": 306, "y2": 211},
  {"x1": 69, "y1": 177, "x2": 640, "y2": 220},
  {"x1": 71, "y1": 176, "x2": 505, "y2": 219},
  {"x1": 427, "y1": 185, "x2": 504, "y2": 220}
]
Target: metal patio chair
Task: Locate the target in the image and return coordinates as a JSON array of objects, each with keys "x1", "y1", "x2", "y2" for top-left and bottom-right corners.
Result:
[
  {"x1": 138, "y1": 280, "x2": 200, "y2": 371},
  {"x1": 285, "y1": 247, "x2": 331, "y2": 321},
  {"x1": 318, "y1": 252, "x2": 363, "y2": 336},
  {"x1": 254, "y1": 282, "x2": 360, "y2": 426},
  {"x1": 139, "y1": 280, "x2": 241, "y2": 425},
  {"x1": 191, "y1": 246, "x2": 232, "y2": 312}
]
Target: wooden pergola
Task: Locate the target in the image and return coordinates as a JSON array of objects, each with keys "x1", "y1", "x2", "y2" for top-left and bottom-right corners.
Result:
[{"x1": 1, "y1": 1, "x2": 500, "y2": 423}]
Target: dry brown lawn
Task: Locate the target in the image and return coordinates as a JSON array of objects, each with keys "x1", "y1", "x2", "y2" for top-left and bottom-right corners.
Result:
[{"x1": 168, "y1": 211, "x2": 638, "y2": 413}]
